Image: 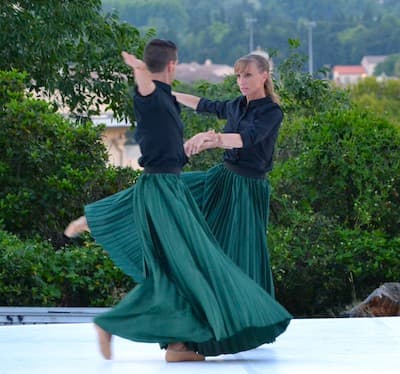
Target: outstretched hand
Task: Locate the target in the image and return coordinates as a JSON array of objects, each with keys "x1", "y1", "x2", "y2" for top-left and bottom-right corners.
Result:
[
  {"x1": 121, "y1": 51, "x2": 146, "y2": 71},
  {"x1": 121, "y1": 51, "x2": 155, "y2": 96}
]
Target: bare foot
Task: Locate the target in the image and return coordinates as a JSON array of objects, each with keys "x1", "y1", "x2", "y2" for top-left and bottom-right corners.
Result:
[
  {"x1": 94, "y1": 324, "x2": 112, "y2": 360},
  {"x1": 64, "y1": 216, "x2": 89, "y2": 238},
  {"x1": 165, "y1": 343, "x2": 205, "y2": 362}
]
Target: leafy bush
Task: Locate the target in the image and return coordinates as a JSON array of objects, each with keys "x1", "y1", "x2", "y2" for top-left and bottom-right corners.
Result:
[
  {"x1": 268, "y1": 104, "x2": 400, "y2": 316},
  {"x1": 0, "y1": 229, "x2": 135, "y2": 306},
  {"x1": 269, "y1": 216, "x2": 400, "y2": 317},
  {"x1": 0, "y1": 1, "x2": 148, "y2": 120},
  {"x1": 276, "y1": 40, "x2": 350, "y2": 118},
  {"x1": 271, "y1": 107, "x2": 400, "y2": 236},
  {"x1": 350, "y1": 77, "x2": 400, "y2": 125},
  {"x1": 0, "y1": 70, "x2": 140, "y2": 240}
]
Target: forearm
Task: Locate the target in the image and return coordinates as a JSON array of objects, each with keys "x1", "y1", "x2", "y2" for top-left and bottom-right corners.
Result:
[
  {"x1": 218, "y1": 133, "x2": 243, "y2": 149},
  {"x1": 172, "y1": 92, "x2": 201, "y2": 109},
  {"x1": 133, "y1": 68, "x2": 155, "y2": 96},
  {"x1": 121, "y1": 51, "x2": 155, "y2": 96}
]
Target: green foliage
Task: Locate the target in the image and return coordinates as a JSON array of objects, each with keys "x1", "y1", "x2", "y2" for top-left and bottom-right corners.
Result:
[
  {"x1": 277, "y1": 43, "x2": 350, "y2": 117},
  {"x1": 269, "y1": 217, "x2": 400, "y2": 316},
  {"x1": 103, "y1": 0, "x2": 187, "y2": 45},
  {"x1": 374, "y1": 54, "x2": 400, "y2": 77},
  {"x1": 350, "y1": 77, "x2": 400, "y2": 125},
  {"x1": 0, "y1": 70, "x2": 28, "y2": 107},
  {"x1": 0, "y1": 230, "x2": 134, "y2": 306},
  {"x1": 0, "y1": 70, "x2": 141, "y2": 239},
  {"x1": 0, "y1": 0, "x2": 151, "y2": 120},
  {"x1": 271, "y1": 107, "x2": 400, "y2": 235}
]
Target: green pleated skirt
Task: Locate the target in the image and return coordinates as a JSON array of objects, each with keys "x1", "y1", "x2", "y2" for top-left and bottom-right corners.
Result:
[
  {"x1": 181, "y1": 163, "x2": 275, "y2": 295},
  {"x1": 85, "y1": 172, "x2": 291, "y2": 356}
]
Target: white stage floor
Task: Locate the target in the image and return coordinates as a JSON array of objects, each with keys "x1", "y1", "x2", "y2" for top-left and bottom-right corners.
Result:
[{"x1": 1, "y1": 317, "x2": 399, "y2": 374}]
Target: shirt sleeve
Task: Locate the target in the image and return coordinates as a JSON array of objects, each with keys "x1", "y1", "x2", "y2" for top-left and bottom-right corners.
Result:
[
  {"x1": 196, "y1": 97, "x2": 229, "y2": 119},
  {"x1": 133, "y1": 85, "x2": 160, "y2": 109},
  {"x1": 239, "y1": 106, "x2": 283, "y2": 148}
]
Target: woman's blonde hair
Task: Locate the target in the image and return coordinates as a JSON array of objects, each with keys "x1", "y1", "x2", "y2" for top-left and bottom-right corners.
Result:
[{"x1": 234, "y1": 54, "x2": 280, "y2": 104}]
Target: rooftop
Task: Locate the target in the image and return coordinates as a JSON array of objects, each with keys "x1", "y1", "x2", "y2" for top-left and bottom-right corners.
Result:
[
  {"x1": 176, "y1": 60, "x2": 234, "y2": 83},
  {"x1": 333, "y1": 65, "x2": 367, "y2": 75}
]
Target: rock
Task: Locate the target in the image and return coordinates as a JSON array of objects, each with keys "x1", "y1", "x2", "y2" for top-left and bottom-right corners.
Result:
[{"x1": 341, "y1": 282, "x2": 400, "y2": 317}]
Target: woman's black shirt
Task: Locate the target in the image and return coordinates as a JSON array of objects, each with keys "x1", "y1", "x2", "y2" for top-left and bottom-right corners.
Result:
[{"x1": 197, "y1": 95, "x2": 283, "y2": 177}]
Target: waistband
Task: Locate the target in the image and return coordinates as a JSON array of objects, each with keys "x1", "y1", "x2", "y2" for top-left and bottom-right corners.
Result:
[
  {"x1": 143, "y1": 166, "x2": 181, "y2": 175},
  {"x1": 224, "y1": 161, "x2": 266, "y2": 179}
]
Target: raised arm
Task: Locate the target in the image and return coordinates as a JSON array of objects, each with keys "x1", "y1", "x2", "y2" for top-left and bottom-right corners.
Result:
[
  {"x1": 172, "y1": 91, "x2": 201, "y2": 110},
  {"x1": 121, "y1": 51, "x2": 155, "y2": 96}
]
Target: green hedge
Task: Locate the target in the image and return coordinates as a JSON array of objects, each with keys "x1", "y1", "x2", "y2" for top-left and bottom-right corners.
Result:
[
  {"x1": 267, "y1": 105, "x2": 400, "y2": 316},
  {"x1": 0, "y1": 70, "x2": 141, "y2": 241},
  {"x1": 0, "y1": 230, "x2": 134, "y2": 306},
  {"x1": 269, "y1": 214, "x2": 400, "y2": 317},
  {"x1": 272, "y1": 107, "x2": 400, "y2": 236},
  {"x1": 2, "y1": 222, "x2": 398, "y2": 317}
]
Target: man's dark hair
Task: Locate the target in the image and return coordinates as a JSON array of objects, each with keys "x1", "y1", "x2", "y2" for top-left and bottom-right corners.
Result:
[{"x1": 144, "y1": 39, "x2": 178, "y2": 73}]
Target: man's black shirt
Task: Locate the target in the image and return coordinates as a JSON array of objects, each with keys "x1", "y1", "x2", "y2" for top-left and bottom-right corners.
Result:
[{"x1": 134, "y1": 80, "x2": 188, "y2": 172}]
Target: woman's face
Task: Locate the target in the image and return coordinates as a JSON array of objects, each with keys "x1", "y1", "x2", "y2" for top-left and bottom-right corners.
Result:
[{"x1": 236, "y1": 61, "x2": 268, "y2": 101}]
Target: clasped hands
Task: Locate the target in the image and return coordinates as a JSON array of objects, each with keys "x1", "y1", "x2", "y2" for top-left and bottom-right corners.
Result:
[{"x1": 184, "y1": 130, "x2": 221, "y2": 157}]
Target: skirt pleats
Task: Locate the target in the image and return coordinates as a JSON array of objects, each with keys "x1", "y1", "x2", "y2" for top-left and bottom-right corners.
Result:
[
  {"x1": 85, "y1": 171, "x2": 291, "y2": 356},
  {"x1": 182, "y1": 164, "x2": 274, "y2": 295}
]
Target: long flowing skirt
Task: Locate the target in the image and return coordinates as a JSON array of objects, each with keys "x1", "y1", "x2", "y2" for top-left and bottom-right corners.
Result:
[
  {"x1": 85, "y1": 173, "x2": 291, "y2": 356},
  {"x1": 181, "y1": 164, "x2": 274, "y2": 295}
]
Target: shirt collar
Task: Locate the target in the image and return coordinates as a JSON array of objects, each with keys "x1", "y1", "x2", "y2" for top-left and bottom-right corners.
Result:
[
  {"x1": 240, "y1": 95, "x2": 273, "y2": 108},
  {"x1": 154, "y1": 80, "x2": 172, "y2": 93}
]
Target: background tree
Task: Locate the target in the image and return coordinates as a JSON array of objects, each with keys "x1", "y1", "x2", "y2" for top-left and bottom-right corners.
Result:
[
  {"x1": 350, "y1": 76, "x2": 400, "y2": 125},
  {"x1": 0, "y1": 0, "x2": 152, "y2": 120},
  {"x1": 0, "y1": 70, "x2": 140, "y2": 241}
]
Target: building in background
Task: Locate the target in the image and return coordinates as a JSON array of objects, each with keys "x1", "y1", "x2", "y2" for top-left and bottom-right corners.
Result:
[
  {"x1": 91, "y1": 114, "x2": 142, "y2": 169},
  {"x1": 332, "y1": 55, "x2": 390, "y2": 86},
  {"x1": 332, "y1": 65, "x2": 367, "y2": 86},
  {"x1": 176, "y1": 59, "x2": 233, "y2": 83},
  {"x1": 361, "y1": 55, "x2": 388, "y2": 76},
  {"x1": 175, "y1": 48, "x2": 273, "y2": 84}
]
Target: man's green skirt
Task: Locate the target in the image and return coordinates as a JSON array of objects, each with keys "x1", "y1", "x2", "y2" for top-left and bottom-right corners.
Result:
[{"x1": 85, "y1": 167, "x2": 291, "y2": 356}]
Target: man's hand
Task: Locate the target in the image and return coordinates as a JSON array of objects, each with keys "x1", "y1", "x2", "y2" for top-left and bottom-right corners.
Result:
[
  {"x1": 121, "y1": 51, "x2": 146, "y2": 71},
  {"x1": 121, "y1": 51, "x2": 155, "y2": 96}
]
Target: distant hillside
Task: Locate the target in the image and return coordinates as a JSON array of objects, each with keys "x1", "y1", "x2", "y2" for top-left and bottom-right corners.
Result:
[{"x1": 102, "y1": 0, "x2": 400, "y2": 70}]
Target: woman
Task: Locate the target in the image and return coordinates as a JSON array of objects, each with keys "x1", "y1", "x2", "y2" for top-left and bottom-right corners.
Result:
[
  {"x1": 174, "y1": 53, "x2": 282, "y2": 297},
  {"x1": 65, "y1": 43, "x2": 291, "y2": 361}
]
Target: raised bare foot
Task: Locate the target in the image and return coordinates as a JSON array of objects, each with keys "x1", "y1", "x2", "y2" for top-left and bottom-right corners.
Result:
[
  {"x1": 64, "y1": 216, "x2": 89, "y2": 238},
  {"x1": 165, "y1": 343, "x2": 205, "y2": 362},
  {"x1": 94, "y1": 324, "x2": 112, "y2": 360}
]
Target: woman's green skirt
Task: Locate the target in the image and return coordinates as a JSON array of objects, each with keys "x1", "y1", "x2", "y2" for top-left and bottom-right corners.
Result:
[
  {"x1": 85, "y1": 172, "x2": 291, "y2": 356},
  {"x1": 181, "y1": 163, "x2": 274, "y2": 295}
]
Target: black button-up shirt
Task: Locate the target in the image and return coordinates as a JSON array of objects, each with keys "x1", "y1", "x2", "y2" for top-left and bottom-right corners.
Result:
[
  {"x1": 134, "y1": 80, "x2": 188, "y2": 172},
  {"x1": 197, "y1": 95, "x2": 283, "y2": 176}
]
